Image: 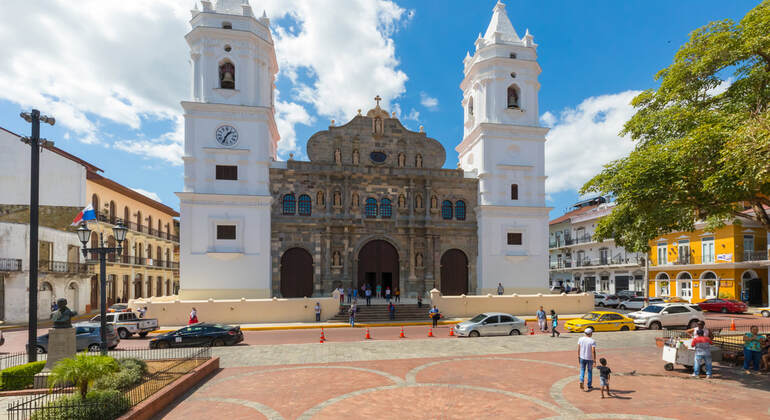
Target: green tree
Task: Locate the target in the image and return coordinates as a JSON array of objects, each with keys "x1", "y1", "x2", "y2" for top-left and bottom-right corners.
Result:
[
  {"x1": 48, "y1": 353, "x2": 120, "y2": 398},
  {"x1": 582, "y1": 1, "x2": 770, "y2": 252}
]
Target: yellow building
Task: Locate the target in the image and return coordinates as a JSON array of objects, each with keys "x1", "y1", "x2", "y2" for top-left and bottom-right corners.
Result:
[
  {"x1": 648, "y1": 221, "x2": 769, "y2": 306},
  {"x1": 85, "y1": 170, "x2": 179, "y2": 310}
]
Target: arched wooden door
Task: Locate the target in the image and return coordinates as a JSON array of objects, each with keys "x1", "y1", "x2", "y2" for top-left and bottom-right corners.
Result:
[
  {"x1": 357, "y1": 240, "x2": 399, "y2": 292},
  {"x1": 280, "y1": 248, "x2": 314, "y2": 297},
  {"x1": 440, "y1": 249, "x2": 468, "y2": 295}
]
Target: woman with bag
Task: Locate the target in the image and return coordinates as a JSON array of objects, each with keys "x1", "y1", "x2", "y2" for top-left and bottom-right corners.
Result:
[{"x1": 188, "y1": 307, "x2": 199, "y2": 325}]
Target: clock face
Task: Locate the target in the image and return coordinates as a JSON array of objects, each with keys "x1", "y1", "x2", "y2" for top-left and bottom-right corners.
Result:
[{"x1": 215, "y1": 125, "x2": 238, "y2": 146}]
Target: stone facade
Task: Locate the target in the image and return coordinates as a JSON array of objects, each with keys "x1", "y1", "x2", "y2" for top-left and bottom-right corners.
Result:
[{"x1": 270, "y1": 107, "x2": 478, "y2": 297}]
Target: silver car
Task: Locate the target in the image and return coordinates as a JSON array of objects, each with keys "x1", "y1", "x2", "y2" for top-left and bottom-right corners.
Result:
[
  {"x1": 454, "y1": 312, "x2": 525, "y2": 337},
  {"x1": 35, "y1": 322, "x2": 120, "y2": 353}
]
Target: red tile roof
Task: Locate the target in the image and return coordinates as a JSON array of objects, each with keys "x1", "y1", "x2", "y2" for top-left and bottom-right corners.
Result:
[{"x1": 549, "y1": 204, "x2": 599, "y2": 225}]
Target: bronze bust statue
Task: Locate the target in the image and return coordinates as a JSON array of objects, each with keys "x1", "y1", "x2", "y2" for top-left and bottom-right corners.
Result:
[{"x1": 51, "y1": 298, "x2": 77, "y2": 329}]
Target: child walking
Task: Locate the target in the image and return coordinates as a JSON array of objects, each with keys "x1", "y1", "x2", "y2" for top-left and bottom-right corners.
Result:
[
  {"x1": 550, "y1": 310, "x2": 560, "y2": 337},
  {"x1": 597, "y1": 358, "x2": 612, "y2": 398}
]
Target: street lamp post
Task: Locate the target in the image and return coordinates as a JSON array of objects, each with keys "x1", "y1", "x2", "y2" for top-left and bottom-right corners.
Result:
[
  {"x1": 77, "y1": 222, "x2": 127, "y2": 354},
  {"x1": 19, "y1": 110, "x2": 55, "y2": 363}
]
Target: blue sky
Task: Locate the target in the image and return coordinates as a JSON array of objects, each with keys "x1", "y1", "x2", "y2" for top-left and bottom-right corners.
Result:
[{"x1": 0, "y1": 0, "x2": 758, "y2": 217}]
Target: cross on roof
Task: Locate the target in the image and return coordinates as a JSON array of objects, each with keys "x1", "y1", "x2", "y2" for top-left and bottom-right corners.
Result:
[{"x1": 374, "y1": 95, "x2": 381, "y2": 107}]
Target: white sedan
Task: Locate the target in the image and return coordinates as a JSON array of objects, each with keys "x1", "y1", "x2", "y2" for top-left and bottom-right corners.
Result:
[{"x1": 596, "y1": 294, "x2": 620, "y2": 308}]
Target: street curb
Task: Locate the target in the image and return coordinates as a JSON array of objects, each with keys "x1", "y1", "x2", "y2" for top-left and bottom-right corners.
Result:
[{"x1": 148, "y1": 315, "x2": 584, "y2": 334}]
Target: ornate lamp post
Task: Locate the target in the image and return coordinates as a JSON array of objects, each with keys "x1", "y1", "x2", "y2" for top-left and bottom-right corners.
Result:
[{"x1": 76, "y1": 222, "x2": 128, "y2": 354}]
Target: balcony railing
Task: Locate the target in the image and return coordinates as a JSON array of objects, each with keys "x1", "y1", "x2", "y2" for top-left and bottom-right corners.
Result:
[
  {"x1": 0, "y1": 258, "x2": 22, "y2": 271},
  {"x1": 655, "y1": 250, "x2": 770, "y2": 266},
  {"x1": 38, "y1": 260, "x2": 92, "y2": 274},
  {"x1": 743, "y1": 250, "x2": 768, "y2": 262},
  {"x1": 110, "y1": 255, "x2": 179, "y2": 269},
  {"x1": 549, "y1": 255, "x2": 645, "y2": 270},
  {"x1": 96, "y1": 214, "x2": 179, "y2": 242}
]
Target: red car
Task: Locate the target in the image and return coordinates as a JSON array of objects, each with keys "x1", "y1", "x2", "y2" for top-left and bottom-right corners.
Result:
[{"x1": 697, "y1": 298, "x2": 747, "y2": 314}]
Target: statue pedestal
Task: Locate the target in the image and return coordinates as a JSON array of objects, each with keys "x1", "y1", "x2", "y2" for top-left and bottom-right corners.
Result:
[{"x1": 44, "y1": 328, "x2": 76, "y2": 370}]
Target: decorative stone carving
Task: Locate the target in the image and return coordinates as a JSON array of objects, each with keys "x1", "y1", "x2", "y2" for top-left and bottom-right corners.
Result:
[
  {"x1": 352, "y1": 149, "x2": 359, "y2": 165},
  {"x1": 51, "y1": 298, "x2": 77, "y2": 329}
]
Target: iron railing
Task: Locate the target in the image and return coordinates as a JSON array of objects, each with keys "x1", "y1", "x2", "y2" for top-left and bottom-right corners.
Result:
[
  {"x1": 96, "y1": 214, "x2": 179, "y2": 242},
  {"x1": 38, "y1": 260, "x2": 91, "y2": 274},
  {"x1": 6, "y1": 346, "x2": 211, "y2": 419},
  {"x1": 549, "y1": 255, "x2": 645, "y2": 270},
  {"x1": 743, "y1": 250, "x2": 768, "y2": 262},
  {"x1": 0, "y1": 258, "x2": 22, "y2": 271}
]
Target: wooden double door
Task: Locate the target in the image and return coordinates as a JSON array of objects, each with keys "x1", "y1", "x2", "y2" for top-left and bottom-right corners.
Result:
[{"x1": 357, "y1": 240, "x2": 399, "y2": 293}]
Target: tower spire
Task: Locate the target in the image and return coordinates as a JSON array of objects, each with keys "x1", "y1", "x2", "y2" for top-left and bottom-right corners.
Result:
[{"x1": 483, "y1": 1, "x2": 519, "y2": 43}]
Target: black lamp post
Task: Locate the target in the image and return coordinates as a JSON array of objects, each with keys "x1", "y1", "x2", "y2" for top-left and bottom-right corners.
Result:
[
  {"x1": 19, "y1": 109, "x2": 55, "y2": 363},
  {"x1": 77, "y1": 222, "x2": 127, "y2": 354}
]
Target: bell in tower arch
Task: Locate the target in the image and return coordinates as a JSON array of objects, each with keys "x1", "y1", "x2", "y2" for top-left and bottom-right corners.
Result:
[{"x1": 219, "y1": 61, "x2": 235, "y2": 89}]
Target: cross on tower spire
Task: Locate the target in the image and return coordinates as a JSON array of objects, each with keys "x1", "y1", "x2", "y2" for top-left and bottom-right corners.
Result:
[{"x1": 374, "y1": 95, "x2": 382, "y2": 107}]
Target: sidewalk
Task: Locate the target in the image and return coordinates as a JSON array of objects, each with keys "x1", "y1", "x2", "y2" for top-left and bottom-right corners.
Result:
[
  {"x1": 151, "y1": 314, "x2": 586, "y2": 334},
  {"x1": 0, "y1": 311, "x2": 98, "y2": 331}
]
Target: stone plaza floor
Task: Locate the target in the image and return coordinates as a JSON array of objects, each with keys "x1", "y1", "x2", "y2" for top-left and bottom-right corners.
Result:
[{"x1": 155, "y1": 330, "x2": 770, "y2": 419}]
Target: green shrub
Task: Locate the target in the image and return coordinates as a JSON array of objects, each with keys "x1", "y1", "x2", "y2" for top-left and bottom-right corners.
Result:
[
  {"x1": 117, "y1": 358, "x2": 148, "y2": 375},
  {"x1": 0, "y1": 361, "x2": 46, "y2": 390},
  {"x1": 48, "y1": 353, "x2": 119, "y2": 398},
  {"x1": 92, "y1": 367, "x2": 141, "y2": 392},
  {"x1": 29, "y1": 389, "x2": 130, "y2": 420}
]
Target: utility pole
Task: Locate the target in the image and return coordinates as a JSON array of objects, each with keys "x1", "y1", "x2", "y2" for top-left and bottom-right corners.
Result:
[{"x1": 19, "y1": 110, "x2": 55, "y2": 363}]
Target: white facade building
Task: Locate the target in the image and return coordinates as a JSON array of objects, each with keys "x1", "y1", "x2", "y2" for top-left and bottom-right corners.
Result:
[
  {"x1": 178, "y1": 1, "x2": 549, "y2": 298},
  {"x1": 457, "y1": 1, "x2": 550, "y2": 294},
  {"x1": 549, "y1": 198, "x2": 645, "y2": 294}
]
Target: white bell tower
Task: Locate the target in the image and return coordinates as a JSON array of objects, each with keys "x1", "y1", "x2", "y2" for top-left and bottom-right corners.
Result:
[
  {"x1": 176, "y1": 0, "x2": 279, "y2": 299},
  {"x1": 457, "y1": 1, "x2": 550, "y2": 294}
]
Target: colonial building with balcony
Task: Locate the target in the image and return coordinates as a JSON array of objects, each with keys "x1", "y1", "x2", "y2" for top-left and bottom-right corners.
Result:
[
  {"x1": 549, "y1": 197, "x2": 645, "y2": 294},
  {"x1": 648, "y1": 220, "x2": 769, "y2": 306},
  {"x1": 86, "y1": 171, "x2": 179, "y2": 305}
]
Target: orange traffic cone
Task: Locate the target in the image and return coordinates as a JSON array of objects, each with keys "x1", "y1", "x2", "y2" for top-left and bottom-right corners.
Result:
[
  {"x1": 730, "y1": 318, "x2": 736, "y2": 331},
  {"x1": 400, "y1": 326, "x2": 405, "y2": 338},
  {"x1": 365, "y1": 328, "x2": 371, "y2": 339},
  {"x1": 529, "y1": 327, "x2": 534, "y2": 335},
  {"x1": 449, "y1": 326, "x2": 455, "y2": 336},
  {"x1": 428, "y1": 327, "x2": 434, "y2": 337},
  {"x1": 320, "y1": 328, "x2": 326, "y2": 342}
]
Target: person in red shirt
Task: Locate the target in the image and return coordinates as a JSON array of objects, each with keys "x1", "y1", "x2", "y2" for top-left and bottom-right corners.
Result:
[{"x1": 691, "y1": 329, "x2": 713, "y2": 378}]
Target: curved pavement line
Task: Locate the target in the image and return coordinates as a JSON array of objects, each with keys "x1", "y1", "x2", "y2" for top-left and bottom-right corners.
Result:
[
  {"x1": 405, "y1": 356, "x2": 577, "y2": 384},
  {"x1": 580, "y1": 414, "x2": 678, "y2": 420},
  {"x1": 198, "y1": 364, "x2": 405, "y2": 392},
  {"x1": 296, "y1": 382, "x2": 566, "y2": 420},
  {"x1": 549, "y1": 375, "x2": 583, "y2": 416},
  {"x1": 190, "y1": 397, "x2": 284, "y2": 420}
]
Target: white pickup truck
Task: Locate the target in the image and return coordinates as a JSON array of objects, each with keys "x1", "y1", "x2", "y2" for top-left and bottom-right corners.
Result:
[{"x1": 90, "y1": 312, "x2": 159, "y2": 339}]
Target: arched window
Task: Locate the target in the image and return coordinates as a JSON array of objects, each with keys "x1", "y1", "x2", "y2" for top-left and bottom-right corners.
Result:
[
  {"x1": 157, "y1": 219, "x2": 162, "y2": 235},
  {"x1": 511, "y1": 184, "x2": 519, "y2": 200},
  {"x1": 298, "y1": 194, "x2": 312, "y2": 216},
  {"x1": 380, "y1": 198, "x2": 392, "y2": 218},
  {"x1": 282, "y1": 194, "x2": 296, "y2": 215},
  {"x1": 219, "y1": 61, "x2": 235, "y2": 89},
  {"x1": 91, "y1": 194, "x2": 100, "y2": 219},
  {"x1": 108, "y1": 201, "x2": 116, "y2": 223},
  {"x1": 365, "y1": 198, "x2": 378, "y2": 218},
  {"x1": 124, "y1": 206, "x2": 130, "y2": 226},
  {"x1": 455, "y1": 200, "x2": 466, "y2": 220},
  {"x1": 468, "y1": 96, "x2": 474, "y2": 117},
  {"x1": 442, "y1": 200, "x2": 453, "y2": 220},
  {"x1": 136, "y1": 211, "x2": 142, "y2": 232},
  {"x1": 147, "y1": 215, "x2": 153, "y2": 234},
  {"x1": 507, "y1": 85, "x2": 520, "y2": 109}
]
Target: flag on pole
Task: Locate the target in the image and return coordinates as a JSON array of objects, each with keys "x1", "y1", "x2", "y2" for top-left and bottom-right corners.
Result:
[{"x1": 71, "y1": 204, "x2": 97, "y2": 226}]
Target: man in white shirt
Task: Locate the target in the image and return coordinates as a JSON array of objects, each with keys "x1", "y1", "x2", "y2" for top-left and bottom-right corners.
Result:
[{"x1": 577, "y1": 327, "x2": 597, "y2": 391}]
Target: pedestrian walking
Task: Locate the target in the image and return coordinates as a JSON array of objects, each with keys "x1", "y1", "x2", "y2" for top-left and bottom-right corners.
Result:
[
  {"x1": 536, "y1": 306, "x2": 547, "y2": 332},
  {"x1": 376, "y1": 284, "x2": 382, "y2": 299},
  {"x1": 497, "y1": 283, "x2": 504, "y2": 295},
  {"x1": 550, "y1": 309, "x2": 560, "y2": 337},
  {"x1": 743, "y1": 325, "x2": 766, "y2": 373},
  {"x1": 315, "y1": 302, "x2": 322, "y2": 322},
  {"x1": 365, "y1": 287, "x2": 372, "y2": 306},
  {"x1": 429, "y1": 305, "x2": 440, "y2": 328},
  {"x1": 417, "y1": 294, "x2": 423, "y2": 308},
  {"x1": 348, "y1": 305, "x2": 356, "y2": 327},
  {"x1": 352, "y1": 288, "x2": 358, "y2": 301},
  {"x1": 385, "y1": 287, "x2": 391, "y2": 303},
  {"x1": 597, "y1": 358, "x2": 612, "y2": 398},
  {"x1": 577, "y1": 327, "x2": 596, "y2": 391},
  {"x1": 188, "y1": 307, "x2": 198, "y2": 325},
  {"x1": 347, "y1": 287, "x2": 352, "y2": 304},
  {"x1": 389, "y1": 302, "x2": 396, "y2": 320},
  {"x1": 691, "y1": 329, "x2": 713, "y2": 378},
  {"x1": 687, "y1": 320, "x2": 713, "y2": 339},
  {"x1": 395, "y1": 288, "x2": 401, "y2": 303},
  {"x1": 338, "y1": 287, "x2": 345, "y2": 304},
  {"x1": 138, "y1": 306, "x2": 147, "y2": 318}
]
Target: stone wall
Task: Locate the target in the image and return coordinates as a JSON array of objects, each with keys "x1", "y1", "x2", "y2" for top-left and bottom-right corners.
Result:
[{"x1": 429, "y1": 289, "x2": 593, "y2": 317}]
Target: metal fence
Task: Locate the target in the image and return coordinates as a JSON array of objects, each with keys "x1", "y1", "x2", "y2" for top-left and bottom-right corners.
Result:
[
  {"x1": 662, "y1": 320, "x2": 770, "y2": 354},
  {"x1": 6, "y1": 346, "x2": 211, "y2": 420}
]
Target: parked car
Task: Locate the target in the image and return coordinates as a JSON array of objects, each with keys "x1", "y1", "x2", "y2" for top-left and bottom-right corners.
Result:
[
  {"x1": 565, "y1": 311, "x2": 636, "y2": 333},
  {"x1": 661, "y1": 296, "x2": 688, "y2": 303},
  {"x1": 35, "y1": 322, "x2": 119, "y2": 353},
  {"x1": 596, "y1": 295, "x2": 620, "y2": 308},
  {"x1": 618, "y1": 297, "x2": 664, "y2": 311},
  {"x1": 91, "y1": 312, "x2": 159, "y2": 339},
  {"x1": 697, "y1": 298, "x2": 748, "y2": 314},
  {"x1": 616, "y1": 290, "x2": 643, "y2": 299},
  {"x1": 149, "y1": 323, "x2": 243, "y2": 348},
  {"x1": 626, "y1": 303, "x2": 704, "y2": 330},
  {"x1": 453, "y1": 313, "x2": 526, "y2": 337},
  {"x1": 593, "y1": 293, "x2": 606, "y2": 306},
  {"x1": 759, "y1": 306, "x2": 770, "y2": 318}
]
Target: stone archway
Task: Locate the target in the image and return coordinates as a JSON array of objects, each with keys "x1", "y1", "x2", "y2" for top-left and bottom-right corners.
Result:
[
  {"x1": 357, "y1": 240, "x2": 399, "y2": 294},
  {"x1": 440, "y1": 249, "x2": 468, "y2": 295},
  {"x1": 280, "y1": 248, "x2": 314, "y2": 298}
]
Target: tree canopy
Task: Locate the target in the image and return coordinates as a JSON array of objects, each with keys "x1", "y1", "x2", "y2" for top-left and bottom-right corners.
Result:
[{"x1": 582, "y1": 1, "x2": 770, "y2": 252}]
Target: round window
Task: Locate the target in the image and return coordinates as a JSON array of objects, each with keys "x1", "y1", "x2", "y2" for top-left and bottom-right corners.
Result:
[{"x1": 369, "y1": 151, "x2": 386, "y2": 163}]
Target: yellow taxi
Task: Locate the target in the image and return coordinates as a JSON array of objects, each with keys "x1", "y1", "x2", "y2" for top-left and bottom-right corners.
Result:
[
  {"x1": 661, "y1": 296, "x2": 687, "y2": 303},
  {"x1": 565, "y1": 311, "x2": 636, "y2": 333},
  {"x1": 758, "y1": 307, "x2": 770, "y2": 318}
]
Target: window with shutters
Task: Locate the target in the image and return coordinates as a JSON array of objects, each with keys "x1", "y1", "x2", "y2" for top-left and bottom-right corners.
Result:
[
  {"x1": 511, "y1": 184, "x2": 518, "y2": 200},
  {"x1": 215, "y1": 165, "x2": 238, "y2": 180}
]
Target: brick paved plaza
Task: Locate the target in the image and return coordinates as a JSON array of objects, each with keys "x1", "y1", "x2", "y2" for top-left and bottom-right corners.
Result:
[{"x1": 155, "y1": 330, "x2": 770, "y2": 419}]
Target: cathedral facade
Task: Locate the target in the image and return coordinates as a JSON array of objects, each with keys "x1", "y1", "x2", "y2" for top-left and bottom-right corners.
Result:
[{"x1": 177, "y1": 0, "x2": 549, "y2": 300}]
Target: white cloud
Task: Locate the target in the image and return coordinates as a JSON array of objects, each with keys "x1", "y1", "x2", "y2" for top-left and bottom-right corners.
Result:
[
  {"x1": 544, "y1": 90, "x2": 641, "y2": 195},
  {"x1": 420, "y1": 92, "x2": 438, "y2": 110},
  {"x1": 540, "y1": 111, "x2": 556, "y2": 128},
  {"x1": 0, "y1": 0, "x2": 411, "y2": 164},
  {"x1": 130, "y1": 188, "x2": 162, "y2": 203}
]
